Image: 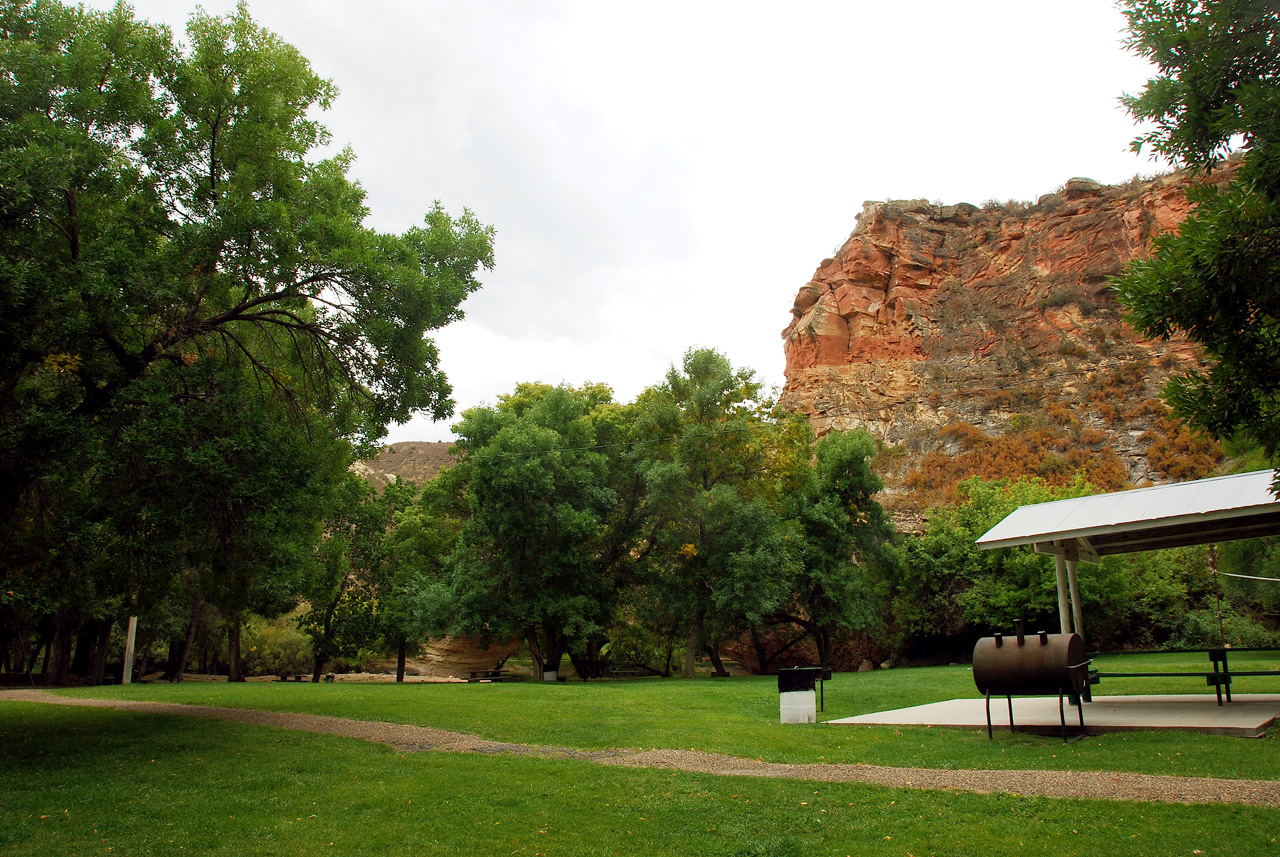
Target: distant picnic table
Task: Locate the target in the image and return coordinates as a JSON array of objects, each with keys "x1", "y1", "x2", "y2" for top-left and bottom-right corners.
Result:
[
  {"x1": 467, "y1": 669, "x2": 511, "y2": 682},
  {"x1": 1089, "y1": 647, "x2": 1280, "y2": 705}
]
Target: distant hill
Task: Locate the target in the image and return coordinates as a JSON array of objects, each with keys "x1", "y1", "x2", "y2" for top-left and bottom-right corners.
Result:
[{"x1": 352, "y1": 441, "x2": 456, "y2": 490}]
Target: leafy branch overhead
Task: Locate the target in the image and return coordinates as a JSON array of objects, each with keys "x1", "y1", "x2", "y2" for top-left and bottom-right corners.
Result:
[
  {"x1": 1113, "y1": 0, "x2": 1280, "y2": 466},
  {"x1": 0, "y1": 0, "x2": 494, "y2": 518}
]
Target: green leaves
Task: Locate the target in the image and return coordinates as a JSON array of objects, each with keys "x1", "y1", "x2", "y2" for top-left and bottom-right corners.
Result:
[
  {"x1": 1121, "y1": 0, "x2": 1280, "y2": 170},
  {"x1": 0, "y1": 2, "x2": 490, "y2": 678},
  {"x1": 1114, "y1": 0, "x2": 1280, "y2": 469},
  {"x1": 893, "y1": 477, "x2": 1094, "y2": 645},
  {"x1": 447, "y1": 383, "x2": 626, "y2": 674},
  {"x1": 1, "y1": 1, "x2": 494, "y2": 520}
]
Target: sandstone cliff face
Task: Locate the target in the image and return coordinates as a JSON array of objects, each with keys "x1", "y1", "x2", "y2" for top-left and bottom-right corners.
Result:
[{"x1": 779, "y1": 170, "x2": 1229, "y2": 525}]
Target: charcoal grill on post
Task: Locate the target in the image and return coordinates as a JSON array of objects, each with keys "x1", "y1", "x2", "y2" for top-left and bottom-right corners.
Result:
[{"x1": 972, "y1": 620, "x2": 1091, "y2": 742}]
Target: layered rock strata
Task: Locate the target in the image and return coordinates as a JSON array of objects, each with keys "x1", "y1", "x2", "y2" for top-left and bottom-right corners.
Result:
[{"x1": 779, "y1": 169, "x2": 1231, "y2": 522}]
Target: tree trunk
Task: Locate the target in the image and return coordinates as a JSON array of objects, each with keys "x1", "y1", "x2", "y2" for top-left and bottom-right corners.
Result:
[
  {"x1": 89, "y1": 618, "x2": 114, "y2": 685},
  {"x1": 163, "y1": 636, "x2": 182, "y2": 681},
  {"x1": 311, "y1": 653, "x2": 325, "y2": 683},
  {"x1": 682, "y1": 606, "x2": 705, "y2": 679},
  {"x1": 70, "y1": 617, "x2": 97, "y2": 677},
  {"x1": 541, "y1": 629, "x2": 567, "y2": 680},
  {"x1": 227, "y1": 617, "x2": 245, "y2": 682},
  {"x1": 49, "y1": 609, "x2": 74, "y2": 686},
  {"x1": 122, "y1": 616, "x2": 137, "y2": 684},
  {"x1": 14, "y1": 632, "x2": 32, "y2": 677},
  {"x1": 704, "y1": 643, "x2": 727, "y2": 676},
  {"x1": 36, "y1": 639, "x2": 50, "y2": 676},
  {"x1": 169, "y1": 596, "x2": 202, "y2": 683},
  {"x1": 396, "y1": 639, "x2": 407, "y2": 682},
  {"x1": 814, "y1": 627, "x2": 832, "y2": 670},
  {"x1": 750, "y1": 628, "x2": 771, "y2": 674},
  {"x1": 526, "y1": 629, "x2": 545, "y2": 679}
]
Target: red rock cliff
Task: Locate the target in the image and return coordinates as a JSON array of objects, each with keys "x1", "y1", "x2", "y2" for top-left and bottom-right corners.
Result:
[{"x1": 779, "y1": 170, "x2": 1232, "y2": 524}]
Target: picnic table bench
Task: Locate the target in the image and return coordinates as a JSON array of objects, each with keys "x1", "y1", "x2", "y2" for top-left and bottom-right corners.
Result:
[
  {"x1": 277, "y1": 673, "x2": 334, "y2": 683},
  {"x1": 467, "y1": 669, "x2": 511, "y2": 682},
  {"x1": 1087, "y1": 647, "x2": 1280, "y2": 706},
  {"x1": 606, "y1": 667, "x2": 647, "y2": 678}
]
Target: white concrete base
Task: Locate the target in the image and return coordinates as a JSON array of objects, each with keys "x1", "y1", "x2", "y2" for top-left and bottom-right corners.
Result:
[
  {"x1": 826, "y1": 693, "x2": 1280, "y2": 737},
  {"x1": 542, "y1": 670, "x2": 559, "y2": 682},
  {"x1": 780, "y1": 689, "x2": 816, "y2": 724}
]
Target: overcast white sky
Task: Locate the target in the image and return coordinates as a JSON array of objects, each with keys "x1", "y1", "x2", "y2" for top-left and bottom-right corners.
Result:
[{"x1": 96, "y1": 1, "x2": 1163, "y2": 442}]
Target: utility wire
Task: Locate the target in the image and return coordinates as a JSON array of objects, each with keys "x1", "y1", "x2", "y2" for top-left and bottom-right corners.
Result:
[{"x1": 1215, "y1": 571, "x2": 1280, "y2": 583}]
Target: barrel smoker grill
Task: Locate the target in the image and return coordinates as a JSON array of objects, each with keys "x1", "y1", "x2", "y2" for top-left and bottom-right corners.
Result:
[{"x1": 972, "y1": 620, "x2": 1091, "y2": 742}]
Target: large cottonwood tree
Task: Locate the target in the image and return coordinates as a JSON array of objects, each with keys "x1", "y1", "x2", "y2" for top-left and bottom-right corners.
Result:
[
  {"x1": 638, "y1": 348, "x2": 803, "y2": 678},
  {"x1": 0, "y1": 1, "x2": 493, "y2": 524},
  {"x1": 447, "y1": 383, "x2": 628, "y2": 681},
  {"x1": 0, "y1": 1, "x2": 490, "y2": 681}
]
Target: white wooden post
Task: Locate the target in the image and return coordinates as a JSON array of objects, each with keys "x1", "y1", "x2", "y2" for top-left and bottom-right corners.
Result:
[{"x1": 121, "y1": 616, "x2": 138, "y2": 684}]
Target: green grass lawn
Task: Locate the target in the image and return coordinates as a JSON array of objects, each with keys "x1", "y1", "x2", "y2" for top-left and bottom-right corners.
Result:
[
  {"x1": 2, "y1": 702, "x2": 1277, "y2": 857},
  {"x1": 44, "y1": 655, "x2": 1280, "y2": 780}
]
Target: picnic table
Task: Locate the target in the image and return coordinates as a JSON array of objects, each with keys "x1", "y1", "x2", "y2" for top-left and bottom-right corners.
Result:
[
  {"x1": 1088, "y1": 647, "x2": 1280, "y2": 705},
  {"x1": 467, "y1": 669, "x2": 511, "y2": 682}
]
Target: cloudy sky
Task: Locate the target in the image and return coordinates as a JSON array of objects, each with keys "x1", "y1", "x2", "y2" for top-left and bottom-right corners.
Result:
[{"x1": 94, "y1": 1, "x2": 1163, "y2": 442}]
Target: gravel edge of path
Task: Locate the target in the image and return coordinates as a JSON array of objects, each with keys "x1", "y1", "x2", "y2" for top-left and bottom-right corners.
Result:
[{"x1": 5, "y1": 689, "x2": 1278, "y2": 808}]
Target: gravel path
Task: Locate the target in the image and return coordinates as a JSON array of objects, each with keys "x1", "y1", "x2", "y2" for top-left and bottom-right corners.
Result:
[{"x1": 6, "y1": 689, "x2": 1279, "y2": 807}]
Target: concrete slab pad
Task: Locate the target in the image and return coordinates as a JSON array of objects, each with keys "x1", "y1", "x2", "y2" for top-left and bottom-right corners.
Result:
[{"x1": 826, "y1": 694, "x2": 1280, "y2": 738}]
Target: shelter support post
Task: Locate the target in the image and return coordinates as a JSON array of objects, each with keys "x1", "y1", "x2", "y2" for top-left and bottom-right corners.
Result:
[
  {"x1": 1066, "y1": 558, "x2": 1085, "y2": 642},
  {"x1": 1054, "y1": 554, "x2": 1071, "y2": 634}
]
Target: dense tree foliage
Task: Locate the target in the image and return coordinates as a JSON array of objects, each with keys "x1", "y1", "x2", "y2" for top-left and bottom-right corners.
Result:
[
  {"x1": 774, "y1": 429, "x2": 895, "y2": 669},
  {"x1": 893, "y1": 477, "x2": 1112, "y2": 655},
  {"x1": 635, "y1": 349, "x2": 807, "y2": 677},
  {"x1": 12, "y1": 2, "x2": 1280, "y2": 684},
  {"x1": 447, "y1": 383, "x2": 631, "y2": 680},
  {"x1": 1113, "y1": 0, "x2": 1280, "y2": 467},
  {"x1": 413, "y1": 350, "x2": 901, "y2": 681},
  {"x1": 0, "y1": 1, "x2": 490, "y2": 683}
]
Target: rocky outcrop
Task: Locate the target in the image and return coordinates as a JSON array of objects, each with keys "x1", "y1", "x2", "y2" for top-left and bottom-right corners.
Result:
[
  {"x1": 780, "y1": 168, "x2": 1234, "y2": 525},
  {"x1": 353, "y1": 441, "x2": 456, "y2": 490}
]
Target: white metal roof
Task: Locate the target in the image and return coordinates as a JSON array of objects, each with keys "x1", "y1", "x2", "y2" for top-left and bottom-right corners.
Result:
[{"x1": 976, "y1": 469, "x2": 1280, "y2": 561}]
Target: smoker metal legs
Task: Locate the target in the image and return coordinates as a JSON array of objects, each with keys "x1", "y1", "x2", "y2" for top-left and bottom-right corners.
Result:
[{"x1": 986, "y1": 690, "x2": 1086, "y2": 743}]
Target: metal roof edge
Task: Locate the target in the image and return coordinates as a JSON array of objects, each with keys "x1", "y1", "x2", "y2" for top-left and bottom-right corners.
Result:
[{"x1": 974, "y1": 469, "x2": 1280, "y2": 550}]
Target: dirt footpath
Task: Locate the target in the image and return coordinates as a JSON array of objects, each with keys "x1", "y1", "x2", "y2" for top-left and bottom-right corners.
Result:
[{"x1": 5, "y1": 689, "x2": 1279, "y2": 808}]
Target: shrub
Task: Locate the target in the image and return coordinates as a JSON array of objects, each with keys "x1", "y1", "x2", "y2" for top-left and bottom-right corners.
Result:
[
  {"x1": 1143, "y1": 415, "x2": 1222, "y2": 480},
  {"x1": 1169, "y1": 609, "x2": 1280, "y2": 649},
  {"x1": 242, "y1": 610, "x2": 313, "y2": 677}
]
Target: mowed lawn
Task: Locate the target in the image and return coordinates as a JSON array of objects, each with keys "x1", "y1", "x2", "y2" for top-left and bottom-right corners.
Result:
[
  {"x1": 1, "y1": 703, "x2": 1276, "y2": 857},
  {"x1": 2, "y1": 657, "x2": 1278, "y2": 856},
  {"x1": 50, "y1": 652, "x2": 1280, "y2": 778}
]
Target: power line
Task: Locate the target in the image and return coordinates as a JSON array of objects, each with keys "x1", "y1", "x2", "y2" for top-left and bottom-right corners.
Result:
[{"x1": 1216, "y1": 571, "x2": 1280, "y2": 583}]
